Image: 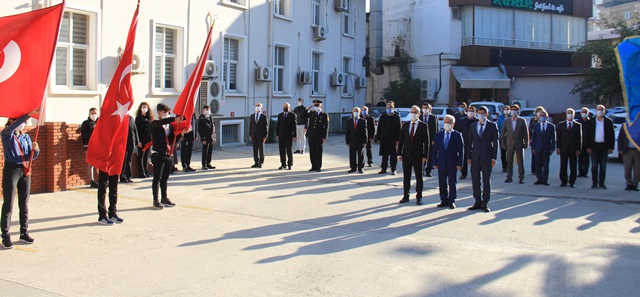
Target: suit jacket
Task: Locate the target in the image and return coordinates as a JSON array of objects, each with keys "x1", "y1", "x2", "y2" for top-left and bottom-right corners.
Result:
[
  {"x1": 249, "y1": 112, "x2": 268, "y2": 140},
  {"x1": 345, "y1": 117, "x2": 368, "y2": 146},
  {"x1": 363, "y1": 115, "x2": 375, "y2": 141},
  {"x1": 135, "y1": 115, "x2": 152, "y2": 146},
  {"x1": 467, "y1": 121, "x2": 499, "y2": 163},
  {"x1": 150, "y1": 117, "x2": 178, "y2": 155},
  {"x1": 431, "y1": 130, "x2": 464, "y2": 170},
  {"x1": 276, "y1": 112, "x2": 297, "y2": 142},
  {"x1": 125, "y1": 115, "x2": 140, "y2": 151},
  {"x1": 618, "y1": 125, "x2": 637, "y2": 151},
  {"x1": 531, "y1": 122, "x2": 556, "y2": 153},
  {"x1": 80, "y1": 117, "x2": 97, "y2": 148},
  {"x1": 375, "y1": 112, "x2": 401, "y2": 143},
  {"x1": 576, "y1": 116, "x2": 591, "y2": 150},
  {"x1": 556, "y1": 120, "x2": 582, "y2": 153},
  {"x1": 586, "y1": 117, "x2": 615, "y2": 151},
  {"x1": 501, "y1": 117, "x2": 529, "y2": 150},
  {"x1": 306, "y1": 111, "x2": 329, "y2": 140},
  {"x1": 421, "y1": 114, "x2": 438, "y2": 145},
  {"x1": 197, "y1": 114, "x2": 217, "y2": 143},
  {"x1": 397, "y1": 121, "x2": 429, "y2": 161},
  {"x1": 455, "y1": 116, "x2": 477, "y2": 142}
]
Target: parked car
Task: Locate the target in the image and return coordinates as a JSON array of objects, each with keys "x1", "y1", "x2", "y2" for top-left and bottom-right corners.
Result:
[
  {"x1": 520, "y1": 108, "x2": 554, "y2": 125},
  {"x1": 607, "y1": 106, "x2": 626, "y2": 116},
  {"x1": 469, "y1": 101, "x2": 505, "y2": 121},
  {"x1": 430, "y1": 106, "x2": 456, "y2": 131},
  {"x1": 394, "y1": 108, "x2": 412, "y2": 125},
  {"x1": 610, "y1": 113, "x2": 626, "y2": 160}
]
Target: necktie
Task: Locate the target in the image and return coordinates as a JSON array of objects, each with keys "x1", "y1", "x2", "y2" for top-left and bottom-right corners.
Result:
[
  {"x1": 354, "y1": 119, "x2": 357, "y2": 129},
  {"x1": 410, "y1": 123, "x2": 415, "y2": 141},
  {"x1": 256, "y1": 113, "x2": 259, "y2": 123},
  {"x1": 568, "y1": 122, "x2": 572, "y2": 132},
  {"x1": 444, "y1": 132, "x2": 450, "y2": 149},
  {"x1": 479, "y1": 123, "x2": 484, "y2": 136},
  {"x1": 284, "y1": 112, "x2": 287, "y2": 118}
]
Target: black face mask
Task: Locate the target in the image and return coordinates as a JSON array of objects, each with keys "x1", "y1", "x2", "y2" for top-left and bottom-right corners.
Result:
[{"x1": 283, "y1": 108, "x2": 288, "y2": 112}]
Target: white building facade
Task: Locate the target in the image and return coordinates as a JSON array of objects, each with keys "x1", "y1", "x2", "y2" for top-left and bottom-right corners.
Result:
[{"x1": 0, "y1": 0, "x2": 367, "y2": 145}]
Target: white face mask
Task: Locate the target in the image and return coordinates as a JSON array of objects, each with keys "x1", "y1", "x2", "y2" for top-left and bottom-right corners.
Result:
[
  {"x1": 458, "y1": 107, "x2": 465, "y2": 113},
  {"x1": 503, "y1": 109, "x2": 510, "y2": 114},
  {"x1": 511, "y1": 110, "x2": 518, "y2": 117},
  {"x1": 422, "y1": 109, "x2": 429, "y2": 115},
  {"x1": 17, "y1": 123, "x2": 26, "y2": 131},
  {"x1": 596, "y1": 110, "x2": 604, "y2": 117},
  {"x1": 444, "y1": 123, "x2": 452, "y2": 132},
  {"x1": 204, "y1": 110, "x2": 211, "y2": 115},
  {"x1": 141, "y1": 107, "x2": 149, "y2": 114},
  {"x1": 537, "y1": 112, "x2": 542, "y2": 117},
  {"x1": 410, "y1": 113, "x2": 419, "y2": 121},
  {"x1": 566, "y1": 114, "x2": 574, "y2": 121},
  {"x1": 477, "y1": 114, "x2": 486, "y2": 122},
  {"x1": 90, "y1": 114, "x2": 98, "y2": 121},
  {"x1": 467, "y1": 112, "x2": 475, "y2": 118},
  {"x1": 353, "y1": 112, "x2": 359, "y2": 118},
  {"x1": 297, "y1": 102, "x2": 303, "y2": 107},
  {"x1": 581, "y1": 112, "x2": 588, "y2": 119},
  {"x1": 162, "y1": 113, "x2": 170, "y2": 119},
  {"x1": 315, "y1": 106, "x2": 322, "y2": 112},
  {"x1": 255, "y1": 107, "x2": 261, "y2": 112}
]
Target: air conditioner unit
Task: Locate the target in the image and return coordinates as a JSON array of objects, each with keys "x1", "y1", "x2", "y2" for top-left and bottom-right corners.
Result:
[
  {"x1": 313, "y1": 25, "x2": 327, "y2": 40},
  {"x1": 131, "y1": 53, "x2": 145, "y2": 74},
  {"x1": 203, "y1": 60, "x2": 216, "y2": 77},
  {"x1": 331, "y1": 71, "x2": 345, "y2": 86},
  {"x1": 255, "y1": 66, "x2": 273, "y2": 82},
  {"x1": 209, "y1": 80, "x2": 221, "y2": 99},
  {"x1": 297, "y1": 71, "x2": 312, "y2": 85},
  {"x1": 356, "y1": 76, "x2": 367, "y2": 88},
  {"x1": 420, "y1": 79, "x2": 437, "y2": 100},
  {"x1": 334, "y1": 0, "x2": 347, "y2": 12}
]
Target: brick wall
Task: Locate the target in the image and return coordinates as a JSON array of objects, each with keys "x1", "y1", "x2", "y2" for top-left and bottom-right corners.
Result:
[{"x1": 0, "y1": 122, "x2": 91, "y2": 196}]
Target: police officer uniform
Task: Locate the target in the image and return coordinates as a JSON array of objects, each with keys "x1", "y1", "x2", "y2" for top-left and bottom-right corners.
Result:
[{"x1": 306, "y1": 100, "x2": 329, "y2": 172}]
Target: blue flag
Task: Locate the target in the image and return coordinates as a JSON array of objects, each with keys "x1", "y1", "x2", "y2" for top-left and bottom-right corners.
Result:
[{"x1": 616, "y1": 36, "x2": 640, "y2": 149}]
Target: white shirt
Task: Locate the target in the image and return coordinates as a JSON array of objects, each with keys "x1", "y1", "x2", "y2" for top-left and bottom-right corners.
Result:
[
  {"x1": 595, "y1": 117, "x2": 605, "y2": 143},
  {"x1": 477, "y1": 121, "x2": 485, "y2": 135},
  {"x1": 511, "y1": 118, "x2": 517, "y2": 132}
]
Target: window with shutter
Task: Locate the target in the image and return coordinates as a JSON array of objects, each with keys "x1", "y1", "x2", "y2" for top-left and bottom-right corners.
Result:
[
  {"x1": 55, "y1": 11, "x2": 89, "y2": 88},
  {"x1": 153, "y1": 27, "x2": 177, "y2": 90},
  {"x1": 223, "y1": 38, "x2": 239, "y2": 91}
]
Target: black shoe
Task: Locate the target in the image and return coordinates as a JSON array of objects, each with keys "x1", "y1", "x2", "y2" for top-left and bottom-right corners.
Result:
[
  {"x1": 367, "y1": 162, "x2": 373, "y2": 167},
  {"x1": 519, "y1": 179, "x2": 524, "y2": 184},
  {"x1": 358, "y1": 169, "x2": 363, "y2": 174},
  {"x1": 201, "y1": 166, "x2": 208, "y2": 170},
  {"x1": 378, "y1": 170, "x2": 387, "y2": 174},
  {"x1": 437, "y1": 202, "x2": 448, "y2": 208},
  {"x1": 207, "y1": 164, "x2": 216, "y2": 169},
  {"x1": 468, "y1": 204, "x2": 482, "y2": 211},
  {"x1": 90, "y1": 181, "x2": 99, "y2": 188},
  {"x1": 279, "y1": 166, "x2": 287, "y2": 170},
  {"x1": 416, "y1": 199, "x2": 423, "y2": 205},
  {"x1": 459, "y1": 175, "x2": 466, "y2": 180},
  {"x1": 482, "y1": 204, "x2": 491, "y2": 212},
  {"x1": 347, "y1": 169, "x2": 356, "y2": 173},
  {"x1": 120, "y1": 178, "x2": 129, "y2": 183},
  {"x1": 19, "y1": 233, "x2": 35, "y2": 244},
  {"x1": 425, "y1": 173, "x2": 432, "y2": 177},
  {"x1": 543, "y1": 182, "x2": 550, "y2": 186},
  {"x1": 251, "y1": 164, "x2": 260, "y2": 168},
  {"x1": 391, "y1": 170, "x2": 397, "y2": 175},
  {"x1": 534, "y1": 180, "x2": 542, "y2": 185},
  {"x1": 109, "y1": 215, "x2": 124, "y2": 224},
  {"x1": 600, "y1": 184, "x2": 607, "y2": 190},
  {"x1": 502, "y1": 168, "x2": 507, "y2": 172},
  {"x1": 183, "y1": 167, "x2": 189, "y2": 173},
  {"x1": 258, "y1": 164, "x2": 263, "y2": 168},
  {"x1": 591, "y1": 184, "x2": 598, "y2": 189},
  {"x1": 309, "y1": 168, "x2": 316, "y2": 171},
  {"x1": 287, "y1": 166, "x2": 292, "y2": 170},
  {"x1": 560, "y1": 183, "x2": 567, "y2": 187},
  {"x1": 153, "y1": 200, "x2": 164, "y2": 209},
  {"x1": 316, "y1": 169, "x2": 322, "y2": 172},
  {"x1": 399, "y1": 197, "x2": 410, "y2": 203},
  {"x1": 187, "y1": 167, "x2": 196, "y2": 172},
  {"x1": 2, "y1": 236, "x2": 14, "y2": 249},
  {"x1": 632, "y1": 186, "x2": 640, "y2": 191},
  {"x1": 625, "y1": 185, "x2": 633, "y2": 191},
  {"x1": 161, "y1": 198, "x2": 176, "y2": 207},
  {"x1": 448, "y1": 203, "x2": 456, "y2": 209},
  {"x1": 505, "y1": 178, "x2": 512, "y2": 183},
  {"x1": 570, "y1": 184, "x2": 575, "y2": 188},
  {"x1": 294, "y1": 150, "x2": 301, "y2": 154}
]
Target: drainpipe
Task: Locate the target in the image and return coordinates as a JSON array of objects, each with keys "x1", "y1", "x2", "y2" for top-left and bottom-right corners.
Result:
[
  {"x1": 267, "y1": 0, "x2": 274, "y2": 119},
  {"x1": 433, "y1": 52, "x2": 443, "y2": 101}
]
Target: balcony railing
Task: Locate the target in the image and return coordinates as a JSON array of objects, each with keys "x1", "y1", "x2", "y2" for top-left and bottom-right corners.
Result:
[{"x1": 462, "y1": 37, "x2": 582, "y2": 52}]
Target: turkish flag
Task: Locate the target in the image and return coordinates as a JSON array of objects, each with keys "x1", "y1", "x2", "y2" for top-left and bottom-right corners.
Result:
[
  {"x1": 86, "y1": 1, "x2": 140, "y2": 175},
  {"x1": 0, "y1": 2, "x2": 65, "y2": 119},
  {"x1": 172, "y1": 24, "x2": 214, "y2": 136}
]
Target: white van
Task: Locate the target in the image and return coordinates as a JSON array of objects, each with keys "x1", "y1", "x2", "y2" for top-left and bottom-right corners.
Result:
[{"x1": 469, "y1": 102, "x2": 506, "y2": 121}]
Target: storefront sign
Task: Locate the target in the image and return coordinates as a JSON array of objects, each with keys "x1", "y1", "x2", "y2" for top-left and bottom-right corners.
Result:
[{"x1": 491, "y1": 0, "x2": 573, "y2": 15}]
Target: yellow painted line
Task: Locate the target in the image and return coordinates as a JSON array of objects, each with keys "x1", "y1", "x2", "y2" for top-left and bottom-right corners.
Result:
[
  {"x1": 14, "y1": 246, "x2": 39, "y2": 253},
  {"x1": 71, "y1": 188, "x2": 213, "y2": 212},
  {"x1": 181, "y1": 205, "x2": 215, "y2": 212}
]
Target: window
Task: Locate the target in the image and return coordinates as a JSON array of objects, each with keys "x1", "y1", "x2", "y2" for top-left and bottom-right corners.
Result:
[
  {"x1": 153, "y1": 27, "x2": 177, "y2": 90},
  {"x1": 625, "y1": 11, "x2": 632, "y2": 20},
  {"x1": 343, "y1": 0, "x2": 351, "y2": 35},
  {"x1": 274, "y1": 0, "x2": 288, "y2": 17},
  {"x1": 312, "y1": 0, "x2": 321, "y2": 26},
  {"x1": 274, "y1": 46, "x2": 286, "y2": 93},
  {"x1": 223, "y1": 38, "x2": 239, "y2": 91},
  {"x1": 311, "y1": 51, "x2": 322, "y2": 95},
  {"x1": 55, "y1": 11, "x2": 89, "y2": 88},
  {"x1": 342, "y1": 57, "x2": 352, "y2": 96}
]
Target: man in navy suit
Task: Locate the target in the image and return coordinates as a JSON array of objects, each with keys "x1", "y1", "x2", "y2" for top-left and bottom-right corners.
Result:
[
  {"x1": 432, "y1": 115, "x2": 464, "y2": 209},
  {"x1": 346, "y1": 107, "x2": 368, "y2": 173},
  {"x1": 276, "y1": 102, "x2": 297, "y2": 170},
  {"x1": 397, "y1": 106, "x2": 430, "y2": 205},
  {"x1": 467, "y1": 106, "x2": 499, "y2": 212},
  {"x1": 531, "y1": 110, "x2": 556, "y2": 186},
  {"x1": 250, "y1": 102, "x2": 268, "y2": 168}
]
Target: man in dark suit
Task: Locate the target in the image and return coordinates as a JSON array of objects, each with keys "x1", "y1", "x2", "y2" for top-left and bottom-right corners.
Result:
[
  {"x1": 618, "y1": 125, "x2": 640, "y2": 191},
  {"x1": 467, "y1": 106, "x2": 499, "y2": 212},
  {"x1": 586, "y1": 105, "x2": 615, "y2": 189},
  {"x1": 375, "y1": 101, "x2": 402, "y2": 175},
  {"x1": 397, "y1": 106, "x2": 430, "y2": 205},
  {"x1": 432, "y1": 115, "x2": 463, "y2": 209},
  {"x1": 197, "y1": 105, "x2": 217, "y2": 170},
  {"x1": 556, "y1": 108, "x2": 582, "y2": 188},
  {"x1": 421, "y1": 103, "x2": 438, "y2": 177},
  {"x1": 531, "y1": 110, "x2": 556, "y2": 186},
  {"x1": 276, "y1": 102, "x2": 297, "y2": 170},
  {"x1": 501, "y1": 104, "x2": 529, "y2": 184},
  {"x1": 455, "y1": 105, "x2": 477, "y2": 179},
  {"x1": 180, "y1": 114, "x2": 197, "y2": 172},
  {"x1": 361, "y1": 106, "x2": 375, "y2": 167},
  {"x1": 121, "y1": 114, "x2": 140, "y2": 183},
  {"x1": 346, "y1": 107, "x2": 368, "y2": 173},
  {"x1": 249, "y1": 102, "x2": 268, "y2": 168},
  {"x1": 576, "y1": 107, "x2": 592, "y2": 177},
  {"x1": 306, "y1": 100, "x2": 329, "y2": 172}
]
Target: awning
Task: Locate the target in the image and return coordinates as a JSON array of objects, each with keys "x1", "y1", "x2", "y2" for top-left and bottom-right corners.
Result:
[{"x1": 451, "y1": 66, "x2": 511, "y2": 89}]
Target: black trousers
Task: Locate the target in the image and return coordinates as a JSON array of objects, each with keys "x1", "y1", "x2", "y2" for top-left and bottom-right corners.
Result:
[
  {"x1": 535, "y1": 150, "x2": 551, "y2": 182},
  {"x1": 279, "y1": 139, "x2": 293, "y2": 166},
  {"x1": 1, "y1": 164, "x2": 30, "y2": 236},
  {"x1": 471, "y1": 160, "x2": 492, "y2": 204},
  {"x1": 252, "y1": 138, "x2": 265, "y2": 165},
  {"x1": 137, "y1": 147, "x2": 150, "y2": 177},
  {"x1": 500, "y1": 147, "x2": 508, "y2": 170},
  {"x1": 202, "y1": 141, "x2": 213, "y2": 166},
  {"x1": 591, "y1": 143, "x2": 609, "y2": 185},
  {"x1": 97, "y1": 171, "x2": 118, "y2": 219},
  {"x1": 380, "y1": 141, "x2": 397, "y2": 170},
  {"x1": 121, "y1": 149, "x2": 134, "y2": 179},
  {"x1": 460, "y1": 151, "x2": 469, "y2": 177},
  {"x1": 180, "y1": 139, "x2": 194, "y2": 168},
  {"x1": 531, "y1": 150, "x2": 536, "y2": 174},
  {"x1": 151, "y1": 153, "x2": 173, "y2": 201},
  {"x1": 349, "y1": 144, "x2": 365, "y2": 170},
  {"x1": 365, "y1": 139, "x2": 373, "y2": 164},
  {"x1": 578, "y1": 148, "x2": 590, "y2": 176},
  {"x1": 437, "y1": 166, "x2": 458, "y2": 203},
  {"x1": 425, "y1": 144, "x2": 434, "y2": 175},
  {"x1": 402, "y1": 158, "x2": 424, "y2": 198},
  {"x1": 309, "y1": 136, "x2": 324, "y2": 170},
  {"x1": 559, "y1": 152, "x2": 578, "y2": 184}
]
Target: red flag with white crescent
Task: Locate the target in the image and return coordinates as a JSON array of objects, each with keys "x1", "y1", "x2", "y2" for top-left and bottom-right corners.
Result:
[
  {"x1": 0, "y1": 2, "x2": 65, "y2": 119},
  {"x1": 86, "y1": 0, "x2": 140, "y2": 175}
]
